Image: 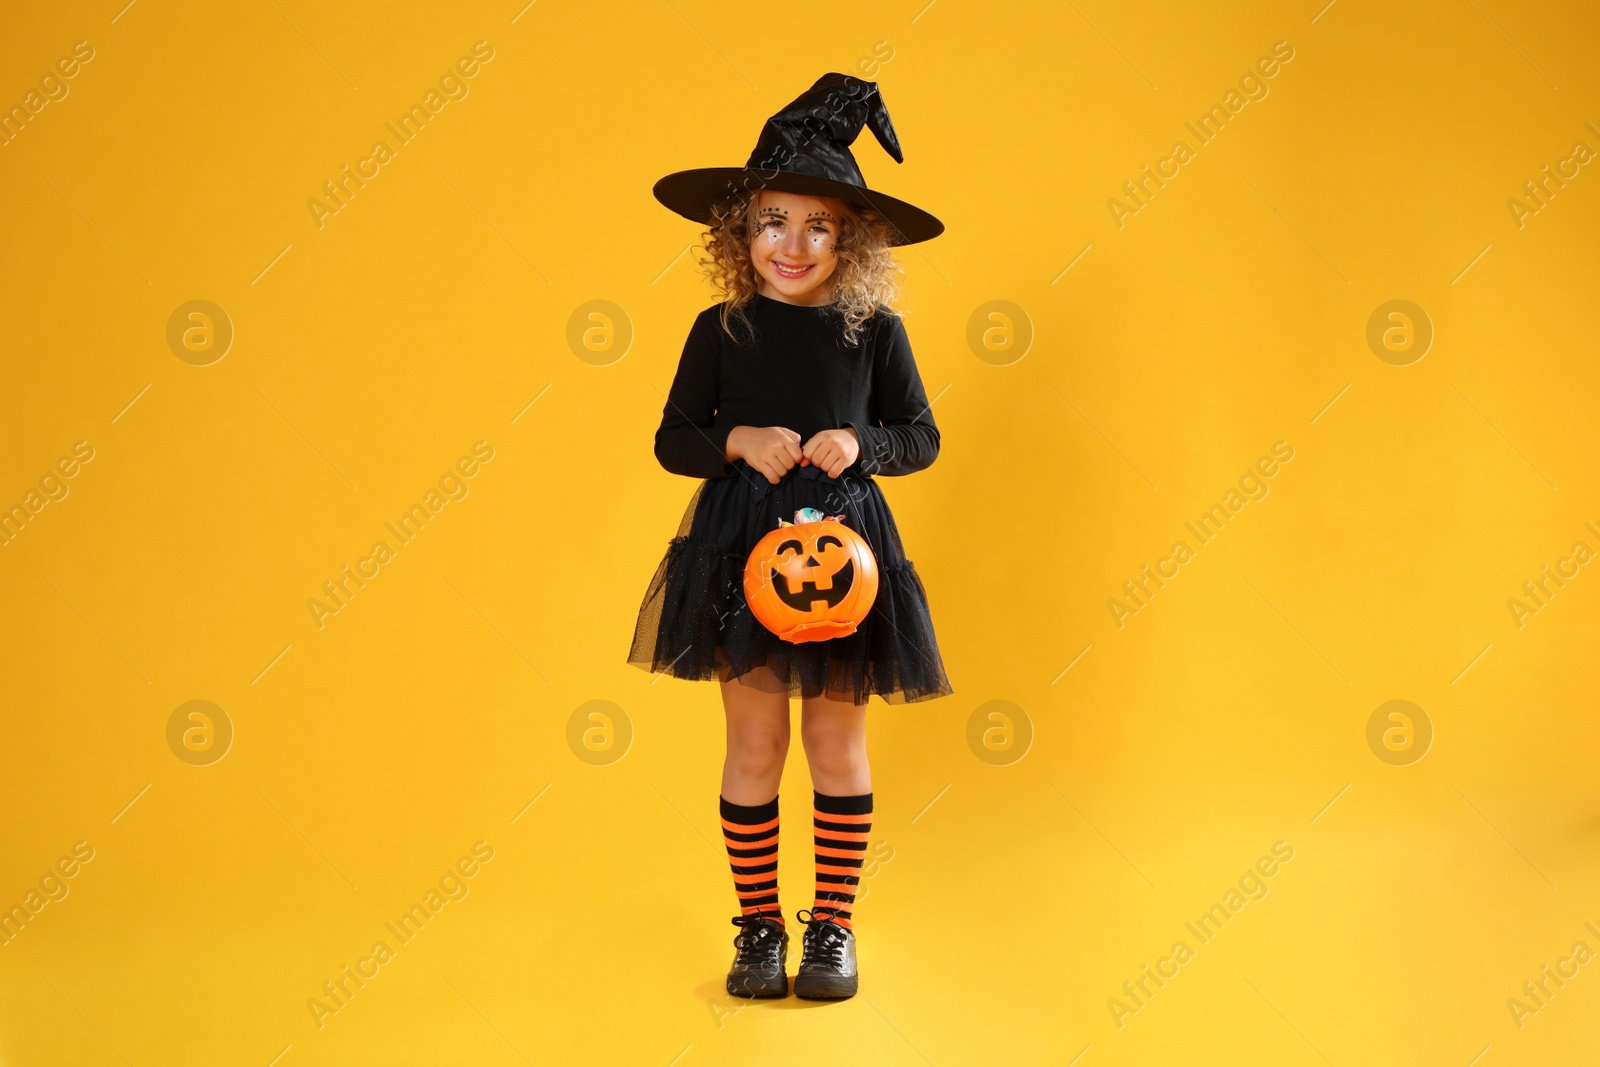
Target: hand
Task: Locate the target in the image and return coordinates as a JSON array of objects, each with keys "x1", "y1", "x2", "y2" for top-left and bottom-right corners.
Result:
[
  {"x1": 726, "y1": 425, "x2": 803, "y2": 484},
  {"x1": 801, "y1": 428, "x2": 860, "y2": 478}
]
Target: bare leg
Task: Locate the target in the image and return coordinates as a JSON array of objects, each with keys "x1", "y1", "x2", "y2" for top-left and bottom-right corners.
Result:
[
  {"x1": 799, "y1": 690, "x2": 871, "y2": 795},
  {"x1": 719, "y1": 665, "x2": 791, "y2": 804}
]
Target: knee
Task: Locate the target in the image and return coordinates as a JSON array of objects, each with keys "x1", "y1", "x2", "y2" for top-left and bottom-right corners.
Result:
[
  {"x1": 801, "y1": 730, "x2": 865, "y2": 780},
  {"x1": 728, "y1": 726, "x2": 789, "y2": 776}
]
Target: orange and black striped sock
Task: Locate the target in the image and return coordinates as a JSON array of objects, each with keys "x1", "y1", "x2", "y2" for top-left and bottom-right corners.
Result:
[
  {"x1": 811, "y1": 790, "x2": 873, "y2": 930},
  {"x1": 720, "y1": 794, "x2": 783, "y2": 925}
]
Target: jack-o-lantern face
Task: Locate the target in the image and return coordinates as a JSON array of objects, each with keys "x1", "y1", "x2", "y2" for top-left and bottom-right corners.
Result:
[
  {"x1": 743, "y1": 518, "x2": 879, "y2": 644},
  {"x1": 771, "y1": 533, "x2": 853, "y2": 610}
]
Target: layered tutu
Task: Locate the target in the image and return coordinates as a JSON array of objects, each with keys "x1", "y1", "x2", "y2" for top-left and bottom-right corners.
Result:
[{"x1": 628, "y1": 459, "x2": 954, "y2": 704}]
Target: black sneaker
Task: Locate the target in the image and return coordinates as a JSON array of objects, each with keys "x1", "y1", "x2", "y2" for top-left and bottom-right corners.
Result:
[
  {"x1": 726, "y1": 914, "x2": 789, "y2": 998},
  {"x1": 793, "y1": 908, "x2": 858, "y2": 999}
]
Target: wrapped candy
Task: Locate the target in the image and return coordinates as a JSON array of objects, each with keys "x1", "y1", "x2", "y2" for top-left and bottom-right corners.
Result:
[{"x1": 778, "y1": 508, "x2": 849, "y2": 528}]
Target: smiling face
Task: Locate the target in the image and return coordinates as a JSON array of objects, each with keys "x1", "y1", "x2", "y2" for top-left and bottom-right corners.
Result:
[{"x1": 750, "y1": 189, "x2": 851, "y2": 306}]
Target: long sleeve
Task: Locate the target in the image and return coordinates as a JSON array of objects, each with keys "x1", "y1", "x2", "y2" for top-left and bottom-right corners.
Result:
[
  {"x1": 844, "y1": 316, "x2": 941, "y2": 477},
  {"x1": 654, "y1": 311, "x2": 736, "y2": 479}
]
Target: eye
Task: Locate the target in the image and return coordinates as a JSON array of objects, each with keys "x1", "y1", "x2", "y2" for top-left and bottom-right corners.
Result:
[
  {"x1": 815, "y1": 535, "x2": 843, "y2": 552},
  {"x1": 776, "y1": 539, "x2": 803, "y2": 555}
]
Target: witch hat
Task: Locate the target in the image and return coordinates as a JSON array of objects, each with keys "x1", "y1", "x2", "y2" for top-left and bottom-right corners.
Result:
[{"x1": 653, "y1": 72, "x2": 943, "y2": 247}]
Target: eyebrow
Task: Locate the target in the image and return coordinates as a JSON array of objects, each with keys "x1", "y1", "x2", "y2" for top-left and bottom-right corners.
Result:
[{"x1": 757, "y1": 209, "x2": 837, "y2": 223}]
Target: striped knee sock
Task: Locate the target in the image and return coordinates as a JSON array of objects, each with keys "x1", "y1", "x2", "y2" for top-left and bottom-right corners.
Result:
[
  {"x1": 812, "y1": 790, "x2": 873, "y2": 930},
  {"x1": 720, "y1": 794, "x2": 783, "y2": 925}
]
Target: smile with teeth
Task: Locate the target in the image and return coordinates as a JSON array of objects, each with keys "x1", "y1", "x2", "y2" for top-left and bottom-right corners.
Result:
[{"x1": 772, "y1": 261, "x2": 814, "y2": 278}]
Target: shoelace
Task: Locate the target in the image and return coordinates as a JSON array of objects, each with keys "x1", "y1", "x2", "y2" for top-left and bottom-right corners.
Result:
[
  {"x1": 796, "y1": 908, "x2": 848, "y2": 969},
  {"x1": 730, "y1": 914, "x2": 785, "y2": 968}
]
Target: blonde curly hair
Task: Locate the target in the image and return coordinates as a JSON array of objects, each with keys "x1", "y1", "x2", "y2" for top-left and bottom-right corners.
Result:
[{"x1": 697, "y1": 188, "x2": 904, "y2": 349}]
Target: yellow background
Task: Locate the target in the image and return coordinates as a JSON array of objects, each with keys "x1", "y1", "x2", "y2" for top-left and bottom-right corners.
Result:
[{"x1": 2, "y1": 0, "x2": 1598, "y2": 1063}]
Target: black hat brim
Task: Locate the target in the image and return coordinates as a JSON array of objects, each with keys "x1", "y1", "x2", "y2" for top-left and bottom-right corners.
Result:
[{"x1": 653, "y1": 167, "x2": 944, "y2": 247}]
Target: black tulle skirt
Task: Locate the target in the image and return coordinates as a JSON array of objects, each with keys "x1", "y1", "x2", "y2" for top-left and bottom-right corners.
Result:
[{"x1": 627, "y1": 459, "x2": 954, "y2": 705}]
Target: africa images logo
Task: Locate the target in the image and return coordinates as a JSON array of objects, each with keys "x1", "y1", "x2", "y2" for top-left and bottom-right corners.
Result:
[
  {"x1": 1106, "y1": 40, "x2": 1296, "y2": 229},
  {"x1": 1107, "y1": 841, "x2": 1295, "y2": 1028},
  {"x1": 1107, "y1": 441, "x2": 1295, "y2": 628},
  {"x1": 306, "y1": 42, "x2": 496, "y2": 230},
  {"x1": 306, "y1": 841, "x2": 495, "y2": 1030}
]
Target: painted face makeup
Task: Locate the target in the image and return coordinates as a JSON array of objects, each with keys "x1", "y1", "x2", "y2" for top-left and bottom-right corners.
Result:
[
  {"x1": 750, "y1": 190, "x2": 846, "y2": 305},
  {"x1": 756, "y1": 211, "x2": 837, "y2": 251}
]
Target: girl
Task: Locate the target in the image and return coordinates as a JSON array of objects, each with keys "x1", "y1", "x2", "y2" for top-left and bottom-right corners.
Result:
[{"x1": 629, "y1": 73, "x2": 952, "y2": 1001}]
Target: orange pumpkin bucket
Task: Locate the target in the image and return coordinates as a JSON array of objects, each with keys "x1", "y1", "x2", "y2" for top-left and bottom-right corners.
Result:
[{"x1": 743, "y1": 508, "x2": 879, "y2": 643}]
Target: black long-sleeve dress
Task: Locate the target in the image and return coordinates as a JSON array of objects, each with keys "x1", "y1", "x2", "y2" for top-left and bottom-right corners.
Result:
[{"x1": 627, "y1": 292, "x2": 954, "y2": 705}]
